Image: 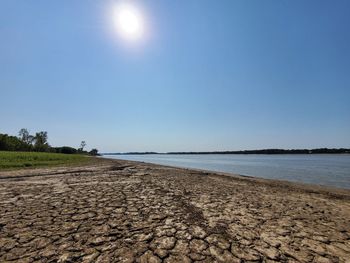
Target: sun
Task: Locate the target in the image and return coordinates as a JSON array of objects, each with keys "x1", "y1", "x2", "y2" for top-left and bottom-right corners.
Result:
[{"x1": 113, "y1": 2, "x2": 145, "y2": 42}]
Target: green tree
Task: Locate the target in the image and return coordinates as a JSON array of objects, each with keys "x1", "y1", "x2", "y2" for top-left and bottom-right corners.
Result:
[
  {"x1": 34, "y1": 131, "x2": 49, "y2": 152},
  {"x1": 18, "y1": 128, "x2": 34, "y2": 146},
  {"x1": 89, "y1": 148, "x2": 99, "y2": 156},
  {"x1": 0, "y1": 133, "x2": 29, "y2": 151}
]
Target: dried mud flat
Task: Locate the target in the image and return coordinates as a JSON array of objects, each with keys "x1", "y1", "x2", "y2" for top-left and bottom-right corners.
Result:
[{"x1": 0, "y1": 158, "x2": 350, "y2": 263}]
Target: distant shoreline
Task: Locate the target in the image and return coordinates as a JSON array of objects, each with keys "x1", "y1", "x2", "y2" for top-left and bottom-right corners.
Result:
[{"x1": 103, "y1": 148, "x2": 350, "y2": 155}]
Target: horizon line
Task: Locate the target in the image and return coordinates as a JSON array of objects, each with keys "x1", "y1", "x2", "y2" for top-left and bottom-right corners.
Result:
[{"x1": 102, "y1": 147, "x2": 350, "y2": 155}]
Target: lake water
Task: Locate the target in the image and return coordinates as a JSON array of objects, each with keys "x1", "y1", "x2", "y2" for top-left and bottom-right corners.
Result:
[{"x1": 104, "y1": 154, "x2": 350, "y2": 189}]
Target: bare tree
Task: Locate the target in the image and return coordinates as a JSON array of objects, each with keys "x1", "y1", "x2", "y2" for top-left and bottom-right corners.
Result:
[{"x1": 79, "y1": 141, "x2": 86, "y2": 152}]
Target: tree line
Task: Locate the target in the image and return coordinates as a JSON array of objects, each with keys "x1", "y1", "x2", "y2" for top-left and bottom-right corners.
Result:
[
  {"x1": 166, "y1": 148, "x2": 350, "y2": 154},
  {"x1": 0, "y1": 129, "x2": 99, "y2": 155}
]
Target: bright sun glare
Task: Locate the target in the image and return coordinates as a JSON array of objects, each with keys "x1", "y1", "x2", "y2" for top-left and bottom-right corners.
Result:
[{"x1": 113, "y1": 2, "x2": 145, "y2": 42}]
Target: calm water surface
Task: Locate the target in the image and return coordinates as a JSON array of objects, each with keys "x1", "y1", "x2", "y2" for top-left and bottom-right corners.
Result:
[{"x1": 104, "y1": 154, "x2": 350, "y2": 189}]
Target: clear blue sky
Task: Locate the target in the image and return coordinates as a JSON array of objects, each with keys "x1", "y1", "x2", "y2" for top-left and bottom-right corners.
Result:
[{"x1": 1, "y1": 0, "x2": 349, "y2": 152}]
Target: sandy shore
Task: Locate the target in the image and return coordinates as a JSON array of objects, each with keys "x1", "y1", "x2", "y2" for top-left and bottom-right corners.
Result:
[{"x1": 0, "y1": 158, "x2": 349, "y2": 263}]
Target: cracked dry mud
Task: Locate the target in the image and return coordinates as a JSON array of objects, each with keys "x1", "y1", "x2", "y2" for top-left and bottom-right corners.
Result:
[{"x1": 1, "y1": 158, "x2": 350, "y2": 263}]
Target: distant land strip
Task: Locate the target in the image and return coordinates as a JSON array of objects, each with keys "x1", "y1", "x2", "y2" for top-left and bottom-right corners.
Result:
[{"x1": 103, "y1": 148, "x2": 350, "y2": 155}]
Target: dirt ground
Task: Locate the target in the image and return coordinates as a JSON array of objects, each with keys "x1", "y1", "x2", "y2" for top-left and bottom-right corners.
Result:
[{"x1": 0, "y1": 158, "x2": 349, "y2": 263}]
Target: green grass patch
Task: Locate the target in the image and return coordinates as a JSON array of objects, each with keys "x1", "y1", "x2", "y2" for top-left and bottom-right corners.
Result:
[{"x1": 0, "y1": 151, "x2": 91, "y2": 170}]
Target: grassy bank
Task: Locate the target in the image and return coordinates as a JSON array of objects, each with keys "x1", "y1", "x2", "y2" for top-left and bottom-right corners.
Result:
[{"x1": 0, "y1": 151, "x2": 90, "y2": 170}]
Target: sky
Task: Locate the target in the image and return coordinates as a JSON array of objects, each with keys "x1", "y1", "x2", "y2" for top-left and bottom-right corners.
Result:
[{"x1": 1, "y1": 0, "x2": 350, "y2": 152}]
